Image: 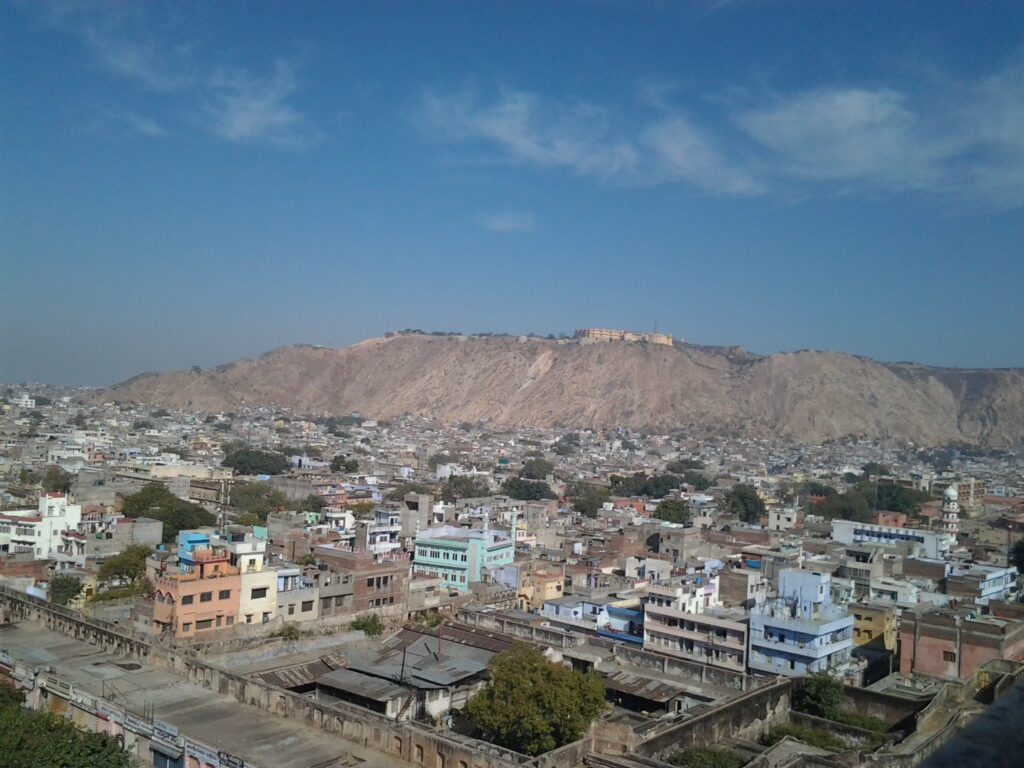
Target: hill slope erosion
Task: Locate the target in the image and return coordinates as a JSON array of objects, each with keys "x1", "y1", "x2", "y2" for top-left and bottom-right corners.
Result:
[{"x1": 97, "y1": 335, "x2": 1024, "y2": 446}]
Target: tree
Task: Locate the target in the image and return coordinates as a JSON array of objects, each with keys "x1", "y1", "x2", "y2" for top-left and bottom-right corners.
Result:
[
  {"x1": 725, "y1": 484, "x2": 766, "y2": 523},
  {"x1": 681, "y1": 470, "x2": 712, "y2": 492},
  {"x1": 0, "y1": 705, "x2": 133, "y2": 768},
  {"x1": 441, "y1": 475, "x2": 491, "y2": 502},
  {"x1": 567, "y1": 483, "x2": 611, "y2": 518},
  {"x1": 41, "y1": 465, "x2": 73, "y2": 493},
  {"x1": 70, "y1": 413, "x2": 87, "y2": 427},
  {"x1": 119, "y1": 482, "x2": 215, "y2": 542},
  {"x1": 609, "y1": 473, "x2": 682, "y2": 498},
  {"x1": 428, "y1": 453, "x2": 457, "y2": 470},
  {"x1": 667, "y1": 747, "x2": 743, "y2": 768},
  {"x1": 666, "y1": 458, "x2": 705, "y2": 473},
  {"x1": 385, "y1": 482, "x2": 435, "y2": 501},
  {"x1": 298, "y1": 494, "x2": 326, "y2": 515},
  {"x1": 793, "y1": 671, "x2": 843, "y2": 720},
  {"x1": 351, "y1": 613, "x2": 385, "y2": 637},
  {"x1": 521, "y1": 458, "x2": 554, "y2": 480},
  {"x1": 222, "y1": 447, "x2": 289, "y2": 475},
  {"x1": 502, "y1": 477, "x2": 556, "y2": 501},
  {"x1": 654, "y1": 499, "x2": 689, "y2": 524},
  {"x1": 49, "y1": 574, "x2": 82, "y2": 606},
  {"x1": 330, "y1": 454, "x2": 359, "y2": 473},
  {"x1": 97, "y1": 545, "x2": 151, "y2": 591},
  {"x1": 231, "y1": 482, "x2": 288, "y2": 522},
  {"x1": 465, "y1": 645, "x2": 605, "y2": 756},
  {"x1": 861, "y1": 462, "x2": 891, "y2": 477},
  {"x1": 132, "y1": 419, "x2": 153, "y2": 431},
  {"x1": 1010, "y1": 537, "x2": 1024, "y2": 574}
]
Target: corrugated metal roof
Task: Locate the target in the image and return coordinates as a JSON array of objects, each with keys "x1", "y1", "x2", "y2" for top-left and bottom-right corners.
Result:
[{"x1": 603, "y1": 671, "x2": 687, "y2": 703}]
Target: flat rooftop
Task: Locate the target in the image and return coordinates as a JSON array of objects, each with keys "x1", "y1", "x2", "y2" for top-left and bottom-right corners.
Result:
[{"x1": 0, "y1": 622, "x2": 408, "y2": 768}]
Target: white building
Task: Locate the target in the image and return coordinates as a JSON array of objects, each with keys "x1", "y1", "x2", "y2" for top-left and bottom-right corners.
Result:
[
  {"x1": 211, "y1": 530, "x2": 278, "y2": 625},
  {"x1": 0, "y1": 494, "x2": 82, "y2": 559},
  {"x1": 830, "y1": 519, "x2": 952, "y2": 559}
]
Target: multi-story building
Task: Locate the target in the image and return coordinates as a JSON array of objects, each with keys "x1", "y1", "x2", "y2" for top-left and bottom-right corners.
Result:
[
  {"x1": 0, "y1": 493, "x2": 82, "y2": 559},
  {"x1": 850, "y1": 602, "x2": 898, "y2": 652},
  {"x1": 211, "y1": 528, "x2": 278, "y2": 625},
  {"x1": 315, "y1": 546, "x2": 409, "y2": 612},
  {"x1": 831, "y1": 519, "x2": 952, "y2": 559},
  {"x1": 642, "y1": 575, "x2": 749, "y2": 673},
  {"x1": 276, "y1": 567, "x2": 320, "y2": 622},
  {"x1": 900, "y1": 607, "x2": 1024, "y2": 679},
  {"x1": 412, "y1": 522, "x2": 514, "y2": 593},
  {"x1": 748, "y1": 569, "x2": 855, "y2": 678},
  {"x1": 945, "y1": 563, "x2": 1018, "y2": 606},
  {"x1": 151, "y1": 548, "x2": 241, "y2": 640}
]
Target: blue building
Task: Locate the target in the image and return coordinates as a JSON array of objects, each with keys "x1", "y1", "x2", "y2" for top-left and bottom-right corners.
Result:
[{"x1": 748, "y1": 569, "x2": 854, "y2": 678}]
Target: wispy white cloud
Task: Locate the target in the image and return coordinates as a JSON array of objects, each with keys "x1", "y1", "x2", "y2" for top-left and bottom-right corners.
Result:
[
  {"x1": 419, "y1": 87, "x2": 755, "y2": 195},
  {"x1": 478, "y1": 211, "x2": 536, "y2": 233},
  {"x1": 735, "y1": 88, "x2": 948, "y2": 189},
  {"x1": 28, "y1": 2, "x2": 314, "y2": 149},
  {"x1": 204, "y1": 61, "x2": 315, "y2": 148},
  {"x1": 421, "y1": 51, "x2": 1024, "y2": 210},
  {"x1": 420, "y1": 88, "x2": 637, "y2": 178}
]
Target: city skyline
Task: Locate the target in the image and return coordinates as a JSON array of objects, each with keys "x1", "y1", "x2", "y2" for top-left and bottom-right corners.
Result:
[{"x1": 3, "y1": 1, "x2": 1024, "y2": 385}]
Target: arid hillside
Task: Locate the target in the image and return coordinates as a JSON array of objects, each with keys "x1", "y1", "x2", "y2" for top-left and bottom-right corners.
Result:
[{"x1": 95, "y1": 335, "x2": 1024, "y2": 446}]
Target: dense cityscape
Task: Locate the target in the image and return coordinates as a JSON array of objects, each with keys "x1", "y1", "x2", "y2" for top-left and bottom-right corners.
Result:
[{"x1": 0, "y1": 377, "x2": 1022, "y2": 767}]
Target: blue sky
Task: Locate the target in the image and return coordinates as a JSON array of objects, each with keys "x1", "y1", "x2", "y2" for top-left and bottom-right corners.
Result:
[{"x1": 2, "y1": 1, "x2": 1023, "y2": 385}]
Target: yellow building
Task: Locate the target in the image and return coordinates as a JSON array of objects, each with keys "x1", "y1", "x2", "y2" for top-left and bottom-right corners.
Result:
[{"x1": 851, "y1": 602, "x2": 897, "y2": 651}]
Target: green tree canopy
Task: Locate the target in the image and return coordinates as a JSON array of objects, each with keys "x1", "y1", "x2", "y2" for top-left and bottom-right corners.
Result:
[
  {"x1": 41, "y1": 465, "x2": 73, "y2": 493},
  {"x1": 654, "y1": 499, "x2": 690, "y2": 524},
  {"x1": 441, "y1": 475, "x2": 491, "y2": 502},
  {"x1": 351, "y1": 613, "x2": 385, "y2": 637},
  {"x1": 231, "y1": 482, "x2": 288, "y2": 522},
  {"x1": 666, "y1": 458, "x2": 705, "y2": 473},
  {"x1": 521, "y1": 458, "x2": 554, "y2": 480},
  {"x1": 566, "y1": 483, "x2": 611, "y2": 518},
  {"x1": 502, "y1": 477, "x2": 556, "y2": 501},
  {"x1": 793, "y1": 671, "x2": 843, "y2": 720},
  {"x1": 465, "y1": 645, "x2": 605, "y2": 756},
  {"x1": 49, "y1": 574, "x2": 82, "y2": 606},
  {"x1": 0, "y1": 687, "x2": 132, "y2": 767},
  {"x1": 667, "y1": 747, "x2": 744, "y2": 768},
  {"x1": 119, "y1": 482, "x2": 216, "y2": 542},
  {"x1": 222, "y1": 447, "x2": 289, "y2": 475},
  {"x1": 97, "y1": 545, "x2": 152, "y2": 590},
  {"x1": 330, "y1": 454, "x2": 359, "y2": 473},
  {"x1": 609, "y1": 473, "x2": 681, "y2": 498},
  {"x1": 1010, "y1": 537, "x2": 1024, "y2": 573},
  {"x1": 725, "y1": 484, "x2": 766, "y2": 523}
]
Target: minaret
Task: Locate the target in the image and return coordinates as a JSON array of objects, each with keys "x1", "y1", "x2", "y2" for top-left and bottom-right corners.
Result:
[
  {"x1": 510, "y1": 507, "x2": 517, "y2": 547},
  {"x1": 942, "y1": 486, "x2": 960, "y2": 536}
]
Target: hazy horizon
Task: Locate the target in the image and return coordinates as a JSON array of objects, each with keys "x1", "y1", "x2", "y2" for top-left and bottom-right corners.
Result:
[{"x1": 3, "y1": 1, "x2": 1023, "y2": 385}]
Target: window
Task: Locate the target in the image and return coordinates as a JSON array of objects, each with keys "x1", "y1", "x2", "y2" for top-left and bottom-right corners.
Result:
[
  {"x1": 301, "y1": 600, "x2": 314, "y2": 612},
  {"x1": 181, "y1": 594, "x2": 194, "y2": 605},
  {"x1": 196, "y1": 619, "x2": 213, "y2": 630},
  {"x1": 226, "y1": 616, "x2": 234, "y2": 625},
  {"x1": 288, "y1": 605, "x2": 295, "y2": 615},
  {"x1": 245, "y1": 614, "x2": 253, "y2": 624},
  {"x1": 200, "y1": 591, "x2": 212, "y2": 603},
  {"x1": 367, "y1": 578, "x2": 374, "y2": 587},
  {"x1": 943, "y1": 651, "x2": 957, "y2": 662},
  {"x1": 219, "y1": 589, "x2": 231, "y2": 600},
  {"x1": 251, "y1": 587, "x2": 268, "y2": 599},
  {"x1": 415, "y1": 745, "x2": 424, "y2": 764},
  {"x1": 182, "y1": 622, "x2": 192, "y2": 632}
]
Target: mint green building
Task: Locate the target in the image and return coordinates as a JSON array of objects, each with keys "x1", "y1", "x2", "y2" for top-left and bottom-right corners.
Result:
[{"x1": 412, "y1": 524, "x2": 514, "y2": 592}]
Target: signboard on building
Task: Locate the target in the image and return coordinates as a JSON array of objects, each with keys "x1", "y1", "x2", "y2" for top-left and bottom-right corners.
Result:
[
  {"x1": 153, "y1": 718, "x2": 179, "y2": 742},
  {"x1": 125, "y1": 713, "x2": 154, "y2": 737},
  {"x1": 218, "y1": 750, "x2": 246, "y2": 768},
  {"x1": 98, "y1": 701, "x2": 125, "y2": 724},
  {"x1": 186, "y1": 740, "x2": 221, "y2": 765}
]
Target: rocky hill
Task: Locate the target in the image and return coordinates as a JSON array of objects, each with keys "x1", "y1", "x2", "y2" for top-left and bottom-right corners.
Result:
[{"x1": 95, "y1": 334, "x2": 1024, "y2": 446}]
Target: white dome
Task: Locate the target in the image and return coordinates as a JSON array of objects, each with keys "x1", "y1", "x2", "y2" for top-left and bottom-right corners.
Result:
[{"x1": 943, "y1": 486, "x2": 958, "y2": 501}]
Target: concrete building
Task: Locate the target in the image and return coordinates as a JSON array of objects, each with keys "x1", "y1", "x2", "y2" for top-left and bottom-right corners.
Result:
[
  {"x1": 412, "y1": 522, "x2": 514, "y2": 593},
  {"x1": 151, "y1": 549, "x2": 241, "y2": 640},
  {"x1": 850, "y1": 601, "x2": 898, "y2": 652},
  {"x1": 212, "y1": 529, "x2": 278, "y2": 625},
  {"x1": 831, "y1": 519, "x2": 952, "y2": 559},
  {"x1": 945, "y1": 563, "x2": 1018, "y2": 607},
  {"x1": 276, "y1": 567, "x2": 320, "y2": 622},
  {"x1": 900, "y1": 607, "x2": 1024, "y2": 679},
  {"x1": 642, "y1": 575, "x2": 749, "y2": 673},
  {"x1": 748, "y1": 569, "x2": 855, "y2": 678},
  {"x1": 0, "y1": 493, "x2": 82, "y2": 560}
]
